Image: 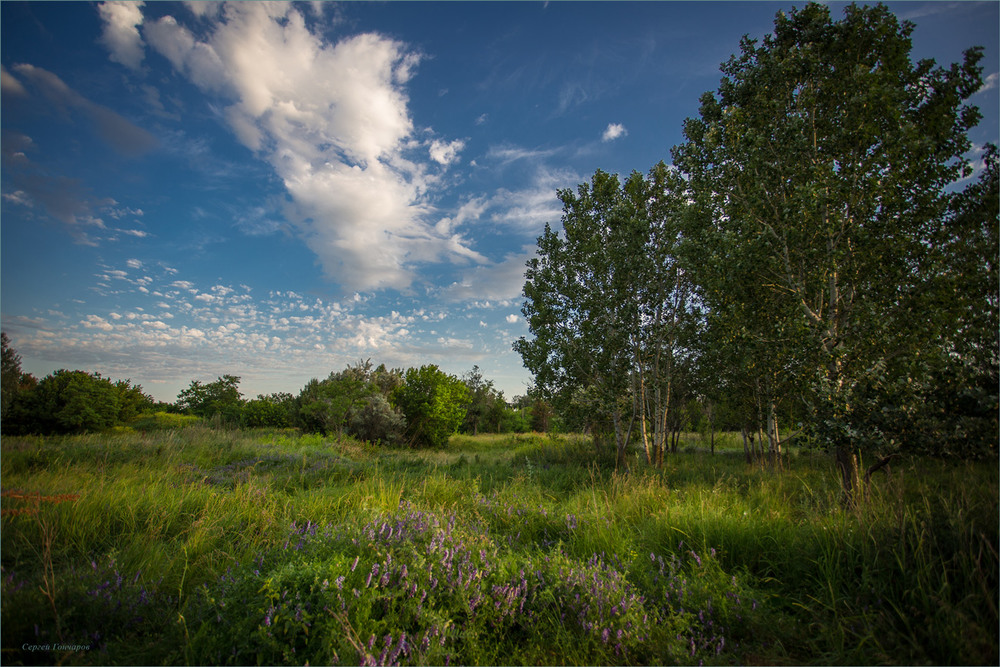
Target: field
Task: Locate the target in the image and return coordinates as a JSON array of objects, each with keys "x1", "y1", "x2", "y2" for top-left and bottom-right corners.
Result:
[{"x1": 1, "y1": 428, "x2": 997, "y2": 666}]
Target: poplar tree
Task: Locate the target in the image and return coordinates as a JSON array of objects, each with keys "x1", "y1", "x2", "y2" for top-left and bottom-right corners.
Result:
[{"x1": 673, "y1": 2, "x2": 985, "y2": 502}]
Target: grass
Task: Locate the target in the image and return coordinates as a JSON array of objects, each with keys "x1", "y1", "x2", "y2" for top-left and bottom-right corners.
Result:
[{"x1": 1, "y1": 426, "x2": 996, "y2": 665}]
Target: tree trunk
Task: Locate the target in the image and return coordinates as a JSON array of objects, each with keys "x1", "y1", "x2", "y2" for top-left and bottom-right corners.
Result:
[
  {"x1": 709, "y1": 403, "x2": 716, "y2": 456},
  {"x1": 836, "y1": 445, "x2": 860, "y2": 509},
  {"x1": 639, "y1": 376, "x2": 652, "y2": 466},
  {"x1": 767, "y1": 402, "x2": 782, "y2": 470},
  {"x1": 741, "y1": 427, "x2": 752, "y2": 464}
]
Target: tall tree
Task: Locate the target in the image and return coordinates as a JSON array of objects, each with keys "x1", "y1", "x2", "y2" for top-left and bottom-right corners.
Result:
[
  {"x1": 673, "y1": 3, "x2": 985, "y2": 502},
  {"x1": 516, "y1": 169, "x2": 650, "y2": 469}
]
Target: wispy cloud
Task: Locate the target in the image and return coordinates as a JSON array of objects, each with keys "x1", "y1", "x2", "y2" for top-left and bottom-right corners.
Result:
[{"x1": 486, "y1": 143, "x2": 559, "y2": 166}]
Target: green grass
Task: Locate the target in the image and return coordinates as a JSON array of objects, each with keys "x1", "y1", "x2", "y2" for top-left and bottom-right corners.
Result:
[{"x1": 1, "y1": 427, "x2": 996, "y2": 665}]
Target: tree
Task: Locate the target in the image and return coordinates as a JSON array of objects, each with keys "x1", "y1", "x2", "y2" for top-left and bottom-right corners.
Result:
[
  {"x1": 1, "y1": 332, "x2": 35, "y2": 418},
  {"x1": 673, "y1": 3, "x2": 985, "y2": 502},
  {"x1": 349, "y1": 393, "x2": 406, "y2": 445},
  {"x1": 177, "y1": 375, "x2": 244, "y2": 424},
  {"x1": 243, "y1": 393, "x2": 295, "y2": 428},
  {"x1": 391, "y1": 365, "x2": 469, "y2": 448},
  {"x1": 9, "y1": 370, "x2": 121, "y2": 434},
  {"x1": 296, "y1": 372, "x2": 370, "y2": 437},
  {"x1": 516, "y1": 169, "x2": 653, "y2": 468},
  {"x1": 461, "y1": 365, "x2": 501, "y2": 436},
  {"x1": 516, "y1": 165, "x2": 697, "y2": 468},
  {"x1": 114, "y1": 379, "x2": 154, "y2": 424}
]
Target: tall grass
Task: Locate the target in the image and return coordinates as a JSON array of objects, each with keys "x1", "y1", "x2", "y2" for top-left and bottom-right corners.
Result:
[{"x1": 1, "y1": 428, "x2": 996, "y2": 665}]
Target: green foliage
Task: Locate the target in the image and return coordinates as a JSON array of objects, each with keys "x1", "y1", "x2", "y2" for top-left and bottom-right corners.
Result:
[
  {"x1": 672, "y1": 2, "x2": 988, "y2": 471},
  {"x1": 392, "y1": 365, "x2": 469, "y2": 448},
  {"x1": 243, "y1": 393, "x2": 295, "y2": 428},
  {"x1": 349, "y1": 393, "x2": 407, "y2": 445},
  {"x1": 130, "y1": 410, "x2": 202, "y2": 430},
  {"x1": 177, "y1": 375, "x2": 244, "y2": 424},
  {"x1": 1, "y1": 331, "x2": 35, "y2": 417},
  {"x1": 2, "y1": 369, "x2": 151, "y2": 435}
]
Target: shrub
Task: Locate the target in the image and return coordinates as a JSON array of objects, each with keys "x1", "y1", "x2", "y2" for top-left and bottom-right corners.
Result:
[
  {"x1": 348, "y1": 394, "x2": 406, "y2": 445},
  {"x1": 392, "y1": 365, "x2": 469, "y2": 448}
]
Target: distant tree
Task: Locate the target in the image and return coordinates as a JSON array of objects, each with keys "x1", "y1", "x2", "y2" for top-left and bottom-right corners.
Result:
[
  {"x1": 243, "y1": 392, "x2": 295, "y2": 428},
  {"x1": 296, "y1": 372, "x2": 369, "y2": 437},
  {"x1": 9, "y1": 370, "x2": 121, "y2": 434},
  {"x1": 392, "y1": 365, "x2": 469, "y2": 448},
  {"x1": 1, "y1": 332, "x2": 35, "y2": 418},
  {"x1": 115, "y1": 379, "x2": 154, "y2": 424},
  {"x1": 349, "y1": 393, "x2": 406, "y2": 445},
  {"x1": 461, "y1": 365, "x2": 501, "y2": 436},
  {"x1": 177, "y1": 375, "x2": 244, "y2": 424}
]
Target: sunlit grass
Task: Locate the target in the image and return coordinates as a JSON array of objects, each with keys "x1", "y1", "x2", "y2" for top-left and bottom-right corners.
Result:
[{"x1": 1, "y1": 428, "x2": 996, "y2": 665}]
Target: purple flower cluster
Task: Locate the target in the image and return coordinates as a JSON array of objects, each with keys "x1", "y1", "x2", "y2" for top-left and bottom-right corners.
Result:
[{"x1": 186, "y1": 499, "x2": 755, "y2": 665}]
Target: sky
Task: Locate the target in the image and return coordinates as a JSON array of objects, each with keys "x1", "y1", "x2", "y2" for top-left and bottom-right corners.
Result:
[{"x1": 2, "y1": 1, "x2": 997, "y2": 405}]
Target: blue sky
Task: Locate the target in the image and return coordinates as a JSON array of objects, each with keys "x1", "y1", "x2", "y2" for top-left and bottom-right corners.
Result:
[{"x1": 2, "y1": 1, "x2": 997, "y2": 404}]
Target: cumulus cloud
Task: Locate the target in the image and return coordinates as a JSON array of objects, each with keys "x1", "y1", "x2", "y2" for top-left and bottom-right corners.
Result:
[
  {"x1": 601, "y1": 122, "x2": 627, "y2": 142},
  {"x1": 429, "y1": 138, "x2": 466, "y2": 166},
  {"x1": 140, "y1": 2, "x2": 473, "y2": 292},
  {"x1": 505, "y1": 314, "x2": 519, "y2": 324},
  {"x1": 97, "y1": 1, "x2": 146, "y2": 71}
]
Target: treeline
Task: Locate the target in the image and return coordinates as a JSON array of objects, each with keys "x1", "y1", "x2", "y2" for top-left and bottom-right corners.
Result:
[
  {"x1": 0, "y1": 334, "x2": 552, "y2": 445},
  {"x1": 515, "y1": 3, "x2": 998, "y2": 503}
]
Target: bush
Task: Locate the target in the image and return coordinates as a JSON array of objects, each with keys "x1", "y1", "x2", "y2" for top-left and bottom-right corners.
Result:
[
  {"x1": 3, "y1": 369, "x2": 150, "y2": 435},
  {"x1": 130, "y1": 411, "x2": 202, "y2": 431},
  {"x1": 392, "y1": 365, "x2": 469, "y2": 448},
  {"x1": 244, "y1": 393, "x2": 295, "y2": 428},
  {"x1": 348, "y1": 394, "x2": 406, "y2": 445}
]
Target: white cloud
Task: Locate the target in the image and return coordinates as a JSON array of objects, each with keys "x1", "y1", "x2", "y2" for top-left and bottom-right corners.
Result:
[
  {"x1": 486, "y1": 143, "x2": 558, "y2": 166},
  {"x1": 601, "y1": 122, "x2": 627, "y2": 142},
  {"x1": 429, "y1": 138, "x2": 466, "y2": 166},
  {"x1": 978, "y1": 72, "x2": 998, "y2": 94},
  {"x1": 142, "y1": 3, "x2": 475, "y2": 293},
  {"x1": 442, "y1": 249, "x2": 535, "y2": 302},
  {"x1": 2, "y1": 190, "x2": 32, "y2": 207},
  {"x1": 126, "y1": 258, "x2": 143, "y2": 269},
  {"x1": 505, "y1": 314, "x2": 519, "y2": 324},
  {"x1": 488, "y1": 166, "x2": 577, "y2": 231},
  {"x1": 97, "y1": 1, "x2": 146, "y2": 71}
]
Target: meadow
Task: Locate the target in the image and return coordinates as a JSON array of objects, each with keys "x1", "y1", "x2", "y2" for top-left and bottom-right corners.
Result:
[{"x1": 1, "y1": 427, "x2": 996, "y2": 666}]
